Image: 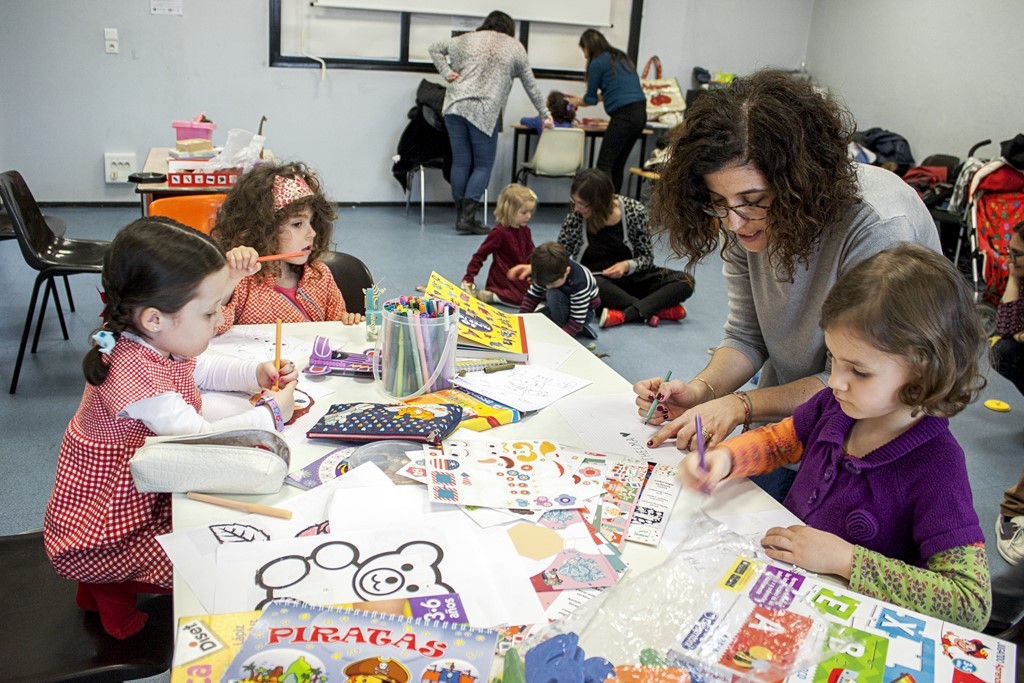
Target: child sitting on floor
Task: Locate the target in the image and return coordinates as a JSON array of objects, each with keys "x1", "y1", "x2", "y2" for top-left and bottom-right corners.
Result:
[
  {"x1": 43, "y1": 217, "x2": 299, "y2": 639},
  {"x1": 673, "y1": 243, "x2": 992, "y2": 629},
  {"x1": 519, "y1": 241, "x2": 600, "y2": 340},
  {"x1": 211, "y1": 161, "x2": 363, "y2": 331},
  {"x1": 462, "y1": 183, "x2": 538, "y2": 306}
]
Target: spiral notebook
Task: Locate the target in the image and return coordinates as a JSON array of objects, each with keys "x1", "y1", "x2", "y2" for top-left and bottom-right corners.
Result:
[{"x1": 221, "y1": 600, "x2": 498, "y2": 683}]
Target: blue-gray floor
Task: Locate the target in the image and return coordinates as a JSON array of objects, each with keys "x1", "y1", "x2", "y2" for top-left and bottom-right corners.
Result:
[{"x1": 0, "y1": 203, "x2": 1019, "y2": 668}]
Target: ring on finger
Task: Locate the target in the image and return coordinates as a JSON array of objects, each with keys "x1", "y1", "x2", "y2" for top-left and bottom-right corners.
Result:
[{"x1": 701, "y1": 427, "x2": 713, "y2": 441}]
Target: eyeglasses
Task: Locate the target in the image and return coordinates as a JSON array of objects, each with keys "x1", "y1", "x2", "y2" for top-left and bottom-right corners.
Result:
[
  {"x1": 702, "y1": 202, "x2": 771, "y2": 221},
  {"x1": 1005, "y1": 247, "x2": 1024, "y2": 261}
]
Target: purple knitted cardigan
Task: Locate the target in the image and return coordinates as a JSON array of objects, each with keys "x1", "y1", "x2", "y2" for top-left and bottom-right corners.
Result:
[{"x1": 785, "y1": 388, "x2": 983, "y2": 566}]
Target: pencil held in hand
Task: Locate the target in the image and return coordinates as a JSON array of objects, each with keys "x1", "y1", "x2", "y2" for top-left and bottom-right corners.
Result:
[
  {"x1": 257, "y1": 251, "x2": 307, "y2": 262},
  {"x1": 643, "y1": 370, "x2": 672, "y2": 424},
  {"x1": 273, "y1": 319, "x2": 283, "y2": 390}
]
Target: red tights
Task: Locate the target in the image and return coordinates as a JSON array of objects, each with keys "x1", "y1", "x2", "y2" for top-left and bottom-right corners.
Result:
[{"x1": 75, "y1": 580, "x2": 172, "y2": 639}]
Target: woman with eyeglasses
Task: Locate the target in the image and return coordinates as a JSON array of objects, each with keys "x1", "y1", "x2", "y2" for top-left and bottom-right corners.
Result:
[{"x1": 634, "y1": 69, "x2": 939, "y2": 499}]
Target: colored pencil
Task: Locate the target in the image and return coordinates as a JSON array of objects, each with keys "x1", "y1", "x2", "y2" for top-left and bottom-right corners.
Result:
[
  {"x1": 695, "y1": 414, "x2": 707, "y2": 471},
  {"x1": 643, "y1": 370, "x2": 672, "y2": 425},
  {"x1": 273, "y1": 319, "x2": 282, "y2": 390},
  {"x1": 187, "y1": 492, "x2": 293, "y2": 520},
  {"x1": 257, "y1": 251, "x2": 306, "y2": 262}
]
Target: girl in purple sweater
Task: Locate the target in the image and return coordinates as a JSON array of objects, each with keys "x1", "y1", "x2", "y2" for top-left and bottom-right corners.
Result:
[{"x1": 671, "y1": 244, "x2": 992, "y2": 629}]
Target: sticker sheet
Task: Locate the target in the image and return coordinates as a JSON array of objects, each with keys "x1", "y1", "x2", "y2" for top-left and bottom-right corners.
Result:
[
  {"x1": 625, "y1": 463, "x2": 682, "y2": 545},
  {"x1": 398, "y1": 439, "x2": 599, "y2": 511}
]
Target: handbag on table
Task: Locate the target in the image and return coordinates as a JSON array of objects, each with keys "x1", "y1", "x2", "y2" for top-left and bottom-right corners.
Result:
[
  {"x1": 640, "y1": 56, "x2": 686, "y2": 121},
  {"x1": 129, "y1": 429, "x2": 290, "y2": 495}
]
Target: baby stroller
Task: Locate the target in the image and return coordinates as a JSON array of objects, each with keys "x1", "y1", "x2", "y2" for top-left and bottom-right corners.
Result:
[{"x1": 948, "y1": 139, "x2": 1024, "y2": 335}]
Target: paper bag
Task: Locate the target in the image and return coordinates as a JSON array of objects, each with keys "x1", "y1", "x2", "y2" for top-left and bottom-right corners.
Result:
[{"x1": 641, "y1": 56, "x2": 685, "y2": 120}]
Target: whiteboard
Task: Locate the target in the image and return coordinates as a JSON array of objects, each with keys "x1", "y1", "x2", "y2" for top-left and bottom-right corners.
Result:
[
  {"x1": 276, "y1": 0, "x2": 638, "y2": 74},
  {"x1": 313, "y1": 0, "x2": 613, "y2": 27}
]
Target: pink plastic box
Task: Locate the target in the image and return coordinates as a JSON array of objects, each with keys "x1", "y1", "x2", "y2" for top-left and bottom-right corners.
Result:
[{"x1": 171, "y1": 120, "x2": 216, "y2": 142}]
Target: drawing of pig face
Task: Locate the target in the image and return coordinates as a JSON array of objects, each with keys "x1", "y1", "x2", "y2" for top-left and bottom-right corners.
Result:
[{"x1": 353, "y1": 541, "x2": 452, "y2": 600}]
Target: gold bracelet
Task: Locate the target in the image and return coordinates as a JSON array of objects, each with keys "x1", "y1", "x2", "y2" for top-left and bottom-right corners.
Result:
[
  {"x1": 732, "y1": 390, "x2": 752, "y2": 431},
  {"x1": 693, "y1": 376, "x2": 716, "y2": 401}
]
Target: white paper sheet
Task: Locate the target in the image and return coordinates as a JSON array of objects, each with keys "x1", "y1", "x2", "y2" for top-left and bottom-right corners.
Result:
[
  {"x1": 211, "y1": 516, "x2": 544, "y2": 627},
  {"x1": 206, "y1": 326, "x2": 313, "y2": 368},
  {"x1": 453, "y1": 364, "x2": 591, "y2": 412},
  {"x1": 160, "y1": 462, "x2": 393, "y2": 611},
  {"x1": 525, "y1": 339, "x2": 576, "y2": 370},
  {"x1": 556, "y1": 393, "x2": 664, "y2": 461}
]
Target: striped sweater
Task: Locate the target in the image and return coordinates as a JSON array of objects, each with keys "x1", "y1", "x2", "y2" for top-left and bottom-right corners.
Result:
[{"x1": 519, "y1": 260, "x2": 600, "y2": 336}]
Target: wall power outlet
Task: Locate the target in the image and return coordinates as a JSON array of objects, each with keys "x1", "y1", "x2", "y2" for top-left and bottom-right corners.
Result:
[{"x1": 104, "y1": 152, "x2": 137, "y2": 184}]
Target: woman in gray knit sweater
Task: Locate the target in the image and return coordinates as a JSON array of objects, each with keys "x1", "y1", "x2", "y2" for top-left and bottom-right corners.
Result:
[{"x1": 429, "y1": 11, "x2": 552, "y2": 235}]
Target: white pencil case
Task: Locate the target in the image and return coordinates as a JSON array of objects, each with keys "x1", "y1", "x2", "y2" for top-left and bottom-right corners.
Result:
[{"x1": 130, "y1": 429, "x2": 291, "y2": 494}]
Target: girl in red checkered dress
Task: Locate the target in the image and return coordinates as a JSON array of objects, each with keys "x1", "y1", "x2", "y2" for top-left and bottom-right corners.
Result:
[
  {"x1": 212, "y1": 161, "x2": 364, "y2": 331},
  {"x1": 43, "y1": 217, "x2": 300, "y2": 639}
]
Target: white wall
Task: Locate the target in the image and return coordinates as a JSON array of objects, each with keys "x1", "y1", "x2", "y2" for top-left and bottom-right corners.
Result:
[
  {"x1": 807, "y1": 0, "x2": 1024, "y2": 163},
  {"x1": 0, "y1": 1, "x2": 808, "y2": 203}
]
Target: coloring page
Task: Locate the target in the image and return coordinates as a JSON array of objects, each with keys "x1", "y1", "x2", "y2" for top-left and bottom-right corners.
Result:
[
  {"x1": 212, "y1": 515, "x2": 544, "y2": 628},
  {"x1": 206, "y1": 325, "x2": 314, "y2": 369},
  {"x1": 159, "y1": 463, "x2": 393, "y2": 611},
  {"x1": 453, "y1": 364, "x2": 590, "y2": 412}
]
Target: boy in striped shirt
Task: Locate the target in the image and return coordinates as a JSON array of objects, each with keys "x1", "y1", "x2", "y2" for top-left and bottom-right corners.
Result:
[{"x1": 519, "y1": 242, "x2": 600, "y2": 339}]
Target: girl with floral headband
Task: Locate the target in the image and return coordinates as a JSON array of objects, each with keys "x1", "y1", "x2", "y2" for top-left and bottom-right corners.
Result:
[
  {"x1": 211, "y1": 161, "x2": 364, "y2": 331},
  {"x1": 44, "y1": 218, "x2": 299, "y2": 639}
]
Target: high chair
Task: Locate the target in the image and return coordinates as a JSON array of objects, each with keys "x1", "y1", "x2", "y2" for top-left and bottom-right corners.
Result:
[
  {"x1": 515, "y1": 128, "x2": 586, "y2": 186},
  {"x1": 148, "y1": 193, "x2": 227, "y2": 233}
]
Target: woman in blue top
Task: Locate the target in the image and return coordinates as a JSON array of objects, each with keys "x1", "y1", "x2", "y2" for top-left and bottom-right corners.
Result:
[{"x1": 568, "y1": 29, "x2": 647, "y2": 193}]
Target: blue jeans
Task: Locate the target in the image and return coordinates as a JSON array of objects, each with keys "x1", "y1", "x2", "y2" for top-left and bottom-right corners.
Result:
[
  {"x1": 444, "y1": 114, "x2": 498, "y2": 202},
  {"x1": 538, "y1": 290, "x2": 598, "y2": 339}
]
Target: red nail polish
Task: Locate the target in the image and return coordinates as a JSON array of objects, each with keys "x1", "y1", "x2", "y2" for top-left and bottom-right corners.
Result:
[
  {"x1": 656, "y1": 394, "x2": 663, "y2": 401},
  {"x1": 647, "y1": 394, "x2": 654, "y2": 401},
  {"x1": 647, "y1": 439, "x2": 654, "y2": 447}
]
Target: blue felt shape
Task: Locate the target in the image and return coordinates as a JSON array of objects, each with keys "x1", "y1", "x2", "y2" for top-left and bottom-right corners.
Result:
[
  {"x1": 525, "y1": 633, "x2": 585, "y2": 683},
  {"x1": 582, "y1": 657, "x2": 614, "y2": 683}
]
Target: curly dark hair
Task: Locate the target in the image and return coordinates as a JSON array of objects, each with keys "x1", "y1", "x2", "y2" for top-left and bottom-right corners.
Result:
[
  {"x1": 650, "y1": 69, "x2": 860, "y2": 281},
  {"x1": 821, "y1": 243, "x2": 986, "y2": 417},
  {"x1": 84, "y1": 217, "x2": 226, "y2": 386},
  {"x1": 211, "y1": 161, "x2": 337, "y2": 284}
]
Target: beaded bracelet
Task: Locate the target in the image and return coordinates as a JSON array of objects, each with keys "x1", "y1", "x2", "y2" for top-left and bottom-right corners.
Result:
[
  {"x1": 731, "y1": 390, "x2": 752, "y2": 431},
  {"x1": 255, "y1": 393, "x2": 286, "y2": 432},
  {"x1": 693, "y1": 376, "x2": 716, "y2": 401}
]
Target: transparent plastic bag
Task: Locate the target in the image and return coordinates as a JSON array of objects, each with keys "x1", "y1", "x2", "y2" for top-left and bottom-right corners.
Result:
[
  {"x1": 522, "y1": 514, "x2": 845, "y2": 683},
  {"x1": 204, "y1": 128, "x2": 265, "y2": 172}
]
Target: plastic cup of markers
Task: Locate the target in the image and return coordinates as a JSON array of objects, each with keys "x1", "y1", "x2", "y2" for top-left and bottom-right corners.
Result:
[{"x1": 373, "y1": 297, "x2": 458, "y2": 400}]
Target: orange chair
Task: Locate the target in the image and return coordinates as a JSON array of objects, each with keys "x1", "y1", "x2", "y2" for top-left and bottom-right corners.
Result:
[{"x1": 148, "y1": 194, "x2": 226, "y2": 234}]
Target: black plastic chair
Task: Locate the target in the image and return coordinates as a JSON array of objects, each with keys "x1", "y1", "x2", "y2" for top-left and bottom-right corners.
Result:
[
  {"x1": 0, "y1": 170, "x2": 110, "y2": 394},
  {"x1": 0, "y1": 530, "x2": 173, "y2": 682},
  {"x1": 320, "y1": 250, "x2": 373, "y2": 316}
]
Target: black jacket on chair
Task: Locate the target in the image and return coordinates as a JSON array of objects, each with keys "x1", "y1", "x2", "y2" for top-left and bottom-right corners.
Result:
[{"x1": 392, "y1": 79, "x2": 452, "y2": 191}]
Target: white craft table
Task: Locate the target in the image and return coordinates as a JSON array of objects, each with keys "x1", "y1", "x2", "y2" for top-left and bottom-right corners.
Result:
[{"x1": 171, "y1": 314, "x2": 798, "y2": 621}]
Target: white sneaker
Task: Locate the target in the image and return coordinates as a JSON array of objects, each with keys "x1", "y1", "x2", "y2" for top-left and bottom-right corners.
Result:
[{"x1": 996, "y1": 514, "x2": 1024, "y2": 565}]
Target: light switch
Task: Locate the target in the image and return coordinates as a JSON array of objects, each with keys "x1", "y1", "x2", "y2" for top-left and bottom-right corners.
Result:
[{"x1": 104, "y1": 27, "x2": 118, "y2": 40}]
